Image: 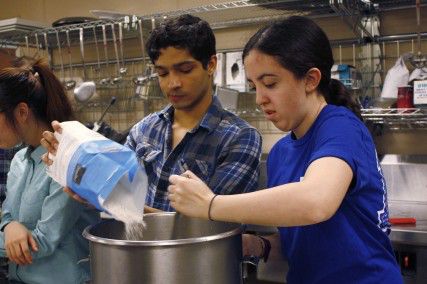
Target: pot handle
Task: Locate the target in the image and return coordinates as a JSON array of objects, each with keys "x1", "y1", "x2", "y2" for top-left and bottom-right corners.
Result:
[{"x1": 241, "y1": 255, "x2": 260, "y2": 282}]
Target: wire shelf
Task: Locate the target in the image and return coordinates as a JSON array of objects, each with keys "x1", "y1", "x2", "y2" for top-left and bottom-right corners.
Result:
[
  {"x1": 1, "y1": 0, "x2": 424, "y2": 48},
  {"x1": 362, "y1": 108, "x2": 427, "y2": 130}
]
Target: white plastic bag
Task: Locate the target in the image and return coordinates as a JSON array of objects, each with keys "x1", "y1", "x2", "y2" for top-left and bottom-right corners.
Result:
[{"x1": 381, "y1": 56, "x2": 409, "y2": 99}]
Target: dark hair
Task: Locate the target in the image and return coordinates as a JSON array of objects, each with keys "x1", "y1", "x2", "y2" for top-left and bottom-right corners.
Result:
[
  {"x1": 0, "y1": 58, "x2": 74, "y2": 128},
  {"x1": 146, "y1": 14, "x2": 216, "y2": 69},
  {"x1": 243, "y1": 16, "x2": 362, "y2": 120}
]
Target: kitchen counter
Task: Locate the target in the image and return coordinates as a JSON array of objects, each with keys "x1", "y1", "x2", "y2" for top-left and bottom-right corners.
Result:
[
  {"x1": 389, "y1": 200, "x2": 427, "y2": 247},
  {"x1": 390, "y1": 220, "x2": 427, "y2": 247}
]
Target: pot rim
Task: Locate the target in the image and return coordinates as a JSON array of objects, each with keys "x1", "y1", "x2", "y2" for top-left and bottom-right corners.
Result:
[{"x1": 83, "y1": 212, "x2": 243, "y2": 247}]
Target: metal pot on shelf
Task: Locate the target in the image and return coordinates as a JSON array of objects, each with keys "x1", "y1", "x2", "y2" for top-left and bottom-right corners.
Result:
[{"x1": 83, "y1": 212, "x2": 243, "y2": 284}]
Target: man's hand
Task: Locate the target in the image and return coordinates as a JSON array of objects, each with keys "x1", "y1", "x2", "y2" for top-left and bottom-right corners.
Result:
[{"x1": 4, "y1": 221, "x2": 38, "y2": 265}]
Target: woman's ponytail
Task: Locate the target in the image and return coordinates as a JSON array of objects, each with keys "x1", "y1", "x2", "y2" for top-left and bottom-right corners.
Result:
[
  {"x1": 0, "y1": 58, "x2": 74, "y2": 129},
  {"x1": 32, "y1": 59, "x2": 74, "y2": 123},
  {"x1": 325, "y1": 79, "x2": 362, "y2": 121}
]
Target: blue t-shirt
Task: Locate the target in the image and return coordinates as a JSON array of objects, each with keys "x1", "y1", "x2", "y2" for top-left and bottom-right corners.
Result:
[{"x1": 267, "y1": 105, "x2": 402, "y2": 284}]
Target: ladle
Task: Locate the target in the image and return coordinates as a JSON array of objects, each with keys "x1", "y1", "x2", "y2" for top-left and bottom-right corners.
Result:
[
  {"x1": 73, "y1": 27, "x2": 96, "y2": 102},
  {"x1": 64, "y1": 30, "x2": 76, "y2": 90},
  {"x1": 55, "y1": 30, "x2": 65, "y2": 84},
  {"x1": 118, "y1": 22, "x2": 127, "y2": 75},
  {"x1": 24, "y1": 36, "x2": 29, "y2": 56},
  {"x1": 92, "y1": 26, "x2": 102, "y2": 82},
  {"x1": 134, "y1": 18, "x2": 160, "y2": 99},
  {"x1": 43, "y1": 33, "x2": 51, "y2": 68},
  {"x1": 133, "y1": 18, "x2": 148, "y2": 87},
  {"x1": 34, "y1": 33, "x2": 40, "y2": 56},
  {"x1": 111, "y1": 23, "x2": 123, "y2": 84},
  {"x1": 99, "y1": 24, "x2": 111, "y2": 85}
]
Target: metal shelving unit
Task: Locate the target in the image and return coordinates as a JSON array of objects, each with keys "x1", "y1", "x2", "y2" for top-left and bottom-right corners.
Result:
[
  {"x1": 0, "y1": 0, "x2": 425, "y2": 132},
  {"x1": 362, "y1": 108, "x2": 427, "y2": 130},
  {"x1": 2, "y1": 0, "x2": 425, "y2": 48}
]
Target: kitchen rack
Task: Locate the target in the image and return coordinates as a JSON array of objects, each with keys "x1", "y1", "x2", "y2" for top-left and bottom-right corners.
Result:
[
  {"x1": 0, "y1": 0, "x2": 426, "y2": 132},
  {"x1": 362, "y1": 108, "x2": 427, "y2": 130},
  {"x1": 1, "y1": 0, "x2": 425, "y2": 47}
]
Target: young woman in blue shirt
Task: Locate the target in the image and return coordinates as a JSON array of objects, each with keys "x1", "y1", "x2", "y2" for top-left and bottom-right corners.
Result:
[
  {"x1": 0, "y1": 59, "x2": 99, "y2": 284},
  {"x1": 168, "y1": 16, "x2": 402, "y2": 284}
]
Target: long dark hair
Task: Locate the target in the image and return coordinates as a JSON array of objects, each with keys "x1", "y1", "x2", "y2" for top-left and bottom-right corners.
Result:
[
  {"x1": 242, "y1": 16, "x2": 362, "y2": 120},
  {"x1": 0, "y1": 58, "x2": 73, "y2": 128}
]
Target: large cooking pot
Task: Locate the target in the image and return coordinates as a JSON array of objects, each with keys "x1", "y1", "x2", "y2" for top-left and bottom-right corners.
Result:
[{"x1": 83, "y1": 212, "x2": 243, "y2": 284}]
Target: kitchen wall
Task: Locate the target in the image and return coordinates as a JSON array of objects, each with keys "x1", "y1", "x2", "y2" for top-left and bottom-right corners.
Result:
[{"x1": 1, "y1": 1, "x2": 426, "y2": 154}]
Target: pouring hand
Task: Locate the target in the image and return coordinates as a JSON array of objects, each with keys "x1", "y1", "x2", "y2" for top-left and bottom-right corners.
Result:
[
  {"x1": 168, "y1": 170, "x2": 215, "y2": 219},
  {"x1": 64, "y1": 187, "x2": 95, "y2": 209},
  {"x1": 40, "y1": 120, "x2": 62, "y2": 165}
]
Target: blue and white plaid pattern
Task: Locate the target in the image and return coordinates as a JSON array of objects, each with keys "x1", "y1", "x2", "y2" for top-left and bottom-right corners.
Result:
[
  {"x1": 126, "y1": 96, "x2": 262, "y2": 211},
  {"x1": 0, "y1": 145, "x2": 25, "y2": 206}
]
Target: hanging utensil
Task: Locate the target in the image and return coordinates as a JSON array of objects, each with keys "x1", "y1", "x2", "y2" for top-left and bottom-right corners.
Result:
[
  {"x1": 100, "y1": 24, "x2": 111, "y2": 85},
  {"x1": 92, "y1": 96, "x2": 117, "y2": 132},
  {"x1": 133, "y1": 18, "x2": 149, "y2": 87},
  {"x1": 111, "y1": 23, "x2": 123, "y2": 84},
  {"x1": 24, "y1": 35, "x2": 29, "y2": 56},
  {"x1": 64, "y1": 30, "x2": 76, "y2": 90},
  {"x1": 138, "y1": 19, "x2": 146, "y2": 69},
  {"x1": 43, "y1": 32, "x2": 51, "y2": 68},
  {"x1": 34, "y1": 33, "x2": 40, "y2": 56},
  {"x1": 118, "y1": 22, "x2": 127, "y2": 75},
  {"x1": 92, "y1": 26, "x2": 101, "y2": 72},
  {"x1": 74, "y1": 27, "x2": 96, "y2": 102},
  {"x1": 135, "y1": 18, "x2": 161, "y2": 100},
  {"x1": 134, "y1": 18, "x2": 154, "y2": 89},
  {"x1": 79, "y1": 28, "x2": 88, "y2": 80},
  {"x1": 55, "y1": 30, "x2": 65, "y2": 83},
  {"x1": 92, "y1": 26, "x2": 102, "y2": 81},
  {"x1": 410, "y1": 0, "x2": 426, "y2": 68}
]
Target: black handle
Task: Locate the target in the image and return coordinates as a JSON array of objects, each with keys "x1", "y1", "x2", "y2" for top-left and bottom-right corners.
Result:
[{"x1": 97, "y1": 96, "x2": 116, "y2": 125}]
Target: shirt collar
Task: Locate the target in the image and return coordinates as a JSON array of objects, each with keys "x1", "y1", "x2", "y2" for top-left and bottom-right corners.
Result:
[
  {"x1": 157, "y1": 95, "x2": 224, "y2": 134},
  {"x1": 24, "y1": 145, "x2": 47, "y2": 164}
]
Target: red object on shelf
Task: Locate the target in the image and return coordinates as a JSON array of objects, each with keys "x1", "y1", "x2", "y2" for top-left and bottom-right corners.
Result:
[
  {"x1": 389, "y1": 217, "x2": 417, "y2": 225},
  {"x1": 397, "y1": 86, "x2": 414, "y2": 108}
]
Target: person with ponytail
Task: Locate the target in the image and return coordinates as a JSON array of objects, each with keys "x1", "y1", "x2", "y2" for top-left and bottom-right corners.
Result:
[
  {"x1": 167, "y1": 16, "x2": 402, "y2": 283},
  {"x1": 0, "y1": 58, "x2": 99, "y2": 284}
]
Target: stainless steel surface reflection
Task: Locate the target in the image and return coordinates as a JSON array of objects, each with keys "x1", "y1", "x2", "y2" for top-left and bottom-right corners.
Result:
[{"x1": 84, "y1": 212, "x2": 243, "y2": 284}]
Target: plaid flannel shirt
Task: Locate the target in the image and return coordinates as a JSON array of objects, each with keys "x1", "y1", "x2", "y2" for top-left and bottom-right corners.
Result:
[
  {"x1": 126, "y1": 96, "x2": 262, "y2": 211},
  {"x1": 0, "y1": 145, "x2": 25, "y2": 207}
]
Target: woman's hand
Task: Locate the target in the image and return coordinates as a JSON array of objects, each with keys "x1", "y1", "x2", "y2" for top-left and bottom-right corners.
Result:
[
  {"x1": 40, "y1": 120, "x2": 62, "y2": 166},
  {"x1": 168, "y1": 170, "x2": 215, "y2": 219},
  {"x1": 40, "y1": 121, "x2": 93, "y2": 207},
  {"x1": 4, "y1": 221, "x2": 38, "y2": 265},
  {"x1": 63, "y1": 187, "x2": 94, "y2": 208}
]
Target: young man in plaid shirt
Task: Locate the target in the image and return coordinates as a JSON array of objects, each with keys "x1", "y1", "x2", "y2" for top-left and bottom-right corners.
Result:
[{"x1": 42, "y1": 14, "x2": 262, "y2": 212}]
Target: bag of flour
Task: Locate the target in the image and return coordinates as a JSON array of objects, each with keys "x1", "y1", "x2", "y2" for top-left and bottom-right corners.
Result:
[{"x1": 46, "y1": 121, "x2": 147, "y2": 223}]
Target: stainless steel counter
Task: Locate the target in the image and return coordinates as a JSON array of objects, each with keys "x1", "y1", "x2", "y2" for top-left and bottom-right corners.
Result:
[{"x1": 390, "y1": 220, "x2": 427, "y2": 247}]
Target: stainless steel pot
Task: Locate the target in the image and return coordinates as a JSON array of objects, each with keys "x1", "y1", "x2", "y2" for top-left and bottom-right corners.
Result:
[{"x1": 83, "y1": 213, "x2": 243, "y2": 284}]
